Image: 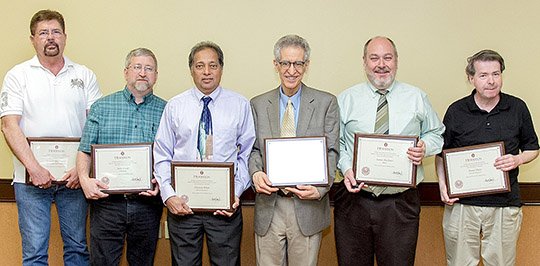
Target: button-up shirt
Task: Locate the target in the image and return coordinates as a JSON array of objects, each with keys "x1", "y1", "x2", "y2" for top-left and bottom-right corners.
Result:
[
  {"x1": 79, "y1": 87, "x2": 166, "y2": 152},
  {"x1": 153, "y1": 87, "x2": 256, "y2": 203},
  {"x1": 338, "y1": 81, "x2": 445, "y2": 193}
]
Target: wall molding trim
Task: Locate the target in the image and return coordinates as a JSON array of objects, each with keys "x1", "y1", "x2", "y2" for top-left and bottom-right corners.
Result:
[{"x1": 2, "y1": 179, "x2": 540, "y2": 206}]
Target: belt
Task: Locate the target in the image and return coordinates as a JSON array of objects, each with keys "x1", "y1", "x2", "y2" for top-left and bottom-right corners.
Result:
[
  {"x1": 277, "y1": 189, "x2": 293, "y2": 198},
  {"x1": 358, "y1": 188, "x2": 411, "y2": 200}
]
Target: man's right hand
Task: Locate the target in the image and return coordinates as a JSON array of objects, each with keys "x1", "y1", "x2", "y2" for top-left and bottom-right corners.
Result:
[
  {"x1": 343, "y1": 168, "x2": 366, "y2": 193},
  {"x1": 28, "y1": 164, "x2": 55, "y2": 189},
  {"x1": 79, "y1": 177, "x2": 109, "y2": 200},
  {"x1": 438, "y1": 182, "x2": 459, "y2": 205},
  {"x1": 252, "y1": 171, "x2": 278, "y2": 195},
  {"x1": 165, "y1": 196, "x2": 193, "y2": 216}
]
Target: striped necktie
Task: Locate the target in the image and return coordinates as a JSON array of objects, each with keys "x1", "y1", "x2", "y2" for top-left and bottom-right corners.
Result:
[
  {"x1": 374, "y1": 90, "x2": 389, "y2": 134},
  {"x1": 371, "y1": 90, "x2": 389, "y2": 195}
]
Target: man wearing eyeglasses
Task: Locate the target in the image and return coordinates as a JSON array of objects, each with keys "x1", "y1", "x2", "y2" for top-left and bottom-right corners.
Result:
[
  {"x1": 153, "y1": 41, "x2": 255, "y2": 265},
  {"x1": 334, "y1": 36, "x2": 444, "y2": 266},
  {"x1": 249, "y1": 34, "x2": 339, "y2": 265},
  {"x1": 0, "y1": 10, "x2": 102, "y2": 265},
  {"x1": 76, "y1": 48, "x2": 166, "y2": 265}
]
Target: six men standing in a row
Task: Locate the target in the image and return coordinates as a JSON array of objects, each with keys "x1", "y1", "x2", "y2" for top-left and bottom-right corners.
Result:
[{"x1": 0, "y1": 9, "x2": 538, "y2": 266}]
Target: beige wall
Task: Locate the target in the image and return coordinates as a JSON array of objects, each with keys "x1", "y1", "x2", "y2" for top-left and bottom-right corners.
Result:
[{"x1": 1, "y1": 1, "x2": 539, "y2": 181}]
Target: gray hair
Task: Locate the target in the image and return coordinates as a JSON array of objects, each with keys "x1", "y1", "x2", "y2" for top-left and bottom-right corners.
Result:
[
  {"x1": 466, "y1": 49, "x2": 505, "y2": 77},
  {"x1": 125, "y1": 48, "x2": 158, "y2": 70},
  {"x1": 363, "y1": 36, "x2": 398, "y2": 58},
  {"x1": 273, "y1": 34, "x2": 311, "y2": 62},
  {"x1": 188, "y1": 41, "x2": 224, "y2": 68}
]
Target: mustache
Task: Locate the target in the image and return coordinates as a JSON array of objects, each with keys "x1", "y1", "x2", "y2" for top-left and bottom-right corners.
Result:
[
  {"x1": 45, "y1": 42, "x2": 59, "y2": 49},
  {"x1": 375, "y1": 66, "x2": 391, "y2": 73}
]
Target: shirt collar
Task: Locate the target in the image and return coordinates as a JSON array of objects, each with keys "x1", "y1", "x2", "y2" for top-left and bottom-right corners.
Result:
[
  {"x1": 465, "y1": 89, "x2": 510, "y2": 113},
  {"x1": 122, "y1": 87, "x2": 155, "y2": 104},
  {"x1": 367, "y1": 80, "x2": 396, "y2": 97},
  {"x1": 29, "y1": 55, "x2": 74, "y2": 71},
  {"x1": 192, "y1": 86, "x2": 223, "y2": 103},
  {"x1": 279, "y1": 84, "x2": 302, "y2": 109}
]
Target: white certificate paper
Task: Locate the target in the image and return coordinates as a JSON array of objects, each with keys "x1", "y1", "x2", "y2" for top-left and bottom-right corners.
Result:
[
  {"x1": 28, "y1": 138, "x2": 80, "y2": 184},
  {"x1": 92, "y1": 143, "x2": 153, "y2": 193},
  {"x1": 443, "y1": 142, "x2": 509, "y2": 198},
  {"x1": 172, "y1": 162, "x2": 234, "y2": 212},
  {"x1": 265, "y1": 137, "x2": 328, "y2": 187},
  {"x1": 354, "y1": 134, "x2": 417, "y2": 187}
]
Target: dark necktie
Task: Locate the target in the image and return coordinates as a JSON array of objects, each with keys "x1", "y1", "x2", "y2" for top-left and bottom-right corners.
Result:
[{"x1": 197, "y1": 96, "x2": 213, "y2": 160}]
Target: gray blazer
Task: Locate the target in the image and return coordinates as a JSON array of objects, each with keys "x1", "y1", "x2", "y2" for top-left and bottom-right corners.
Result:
[{"x1": 248, "y1": 85, "x2": 339, "y2": 236}]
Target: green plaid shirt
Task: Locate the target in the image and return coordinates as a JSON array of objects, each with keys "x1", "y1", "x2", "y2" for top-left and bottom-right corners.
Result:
[{"x1": 79, "y1": 87, "x2": 166, "y2": 153}]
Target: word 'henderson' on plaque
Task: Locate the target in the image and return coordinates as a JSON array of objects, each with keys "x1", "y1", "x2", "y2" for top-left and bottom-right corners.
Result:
[
  {"x1": 27, "y1": 137, "x2": 81, "y2": 185},
  {"x1": 171, "y1": 162, "x2": 234, "y2": 212},
  {"x1": 442, "y1": 141, "x2": 509, "y2": 198},
  {"x1": 353, "y1": 134, "x2": 418, "y2": 187},
  {"x1": 264, "y1": 136, "x2": 329, "y2": 187},
  {"x1": 91, "y1": 143, "x2": 153, "y2": 194}
]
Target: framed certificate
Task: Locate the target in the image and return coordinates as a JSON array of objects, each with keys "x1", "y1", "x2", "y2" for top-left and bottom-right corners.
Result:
[
  {"x1": 171, "y1": 162, "x2": 234, "y2": 212},
  {"x1": 442, "y1": 142, "x2": 509, "y2": 198},
  {"x1": 353, "y1": 134, "x2": 418, "y2": 187},
  {"x1": 264, "y1": 136, "x2": 329, "y2": 187},
  {"x1": 26, "y1": 137, "x2": 80, "y2": 185},
  {"x1": 91, "y1": 143, "x2": 153, "y2": 194}
]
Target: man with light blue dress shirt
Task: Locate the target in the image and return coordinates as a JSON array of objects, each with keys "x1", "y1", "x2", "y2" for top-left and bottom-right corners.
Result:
[
  {"x1": 334, "y1": 36, "x2": 445, "y2": 266},
  {"x1": 153, "y1": 41, "x2": 256, "y2": 266}
]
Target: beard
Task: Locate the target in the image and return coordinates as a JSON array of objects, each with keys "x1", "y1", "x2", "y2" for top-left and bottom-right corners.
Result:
[
  {"x1": 367, "y1": 67, "x2": 394, "y2": 90},
  {"x1": 43, "y1": 42, "x2": 60, "y2": 57},
  {"x1": 134, "y1": 82, "x2": 150, "y2": 92}
]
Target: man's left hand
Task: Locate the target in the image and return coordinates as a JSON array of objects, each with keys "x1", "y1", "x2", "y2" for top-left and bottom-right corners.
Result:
[
  {"x1": 139, "y1": 178, "x2": 160, "y2": 197},
  {"x1": 407, "y1": 139, "x2": 426, "y2": 165},
  {"x1": 214, "y1": 196, "x2": 240, "y2": 217},
  {"x1": 495, "y1": 154, "x2": 522, "y2": 172},
  {"x1": 62, "y1": 167, "x2": 80, "y2": 189},
  {"x1": 285, "y1": 185, "x2": 321, "y2": 200}
]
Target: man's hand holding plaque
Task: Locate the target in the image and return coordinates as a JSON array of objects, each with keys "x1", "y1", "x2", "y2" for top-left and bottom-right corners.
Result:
[
  {"x1": 353, "y1": 134, "x2": 419, "y2": 187},
  {"x1": 442, "y1": 142, "x2": 510, "y2": 198}
]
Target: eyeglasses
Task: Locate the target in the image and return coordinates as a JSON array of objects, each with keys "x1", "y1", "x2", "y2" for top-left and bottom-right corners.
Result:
[
  {"x1": 277, "y1": 61, "x2": 307, "y2": 70},
  {"x1": 34, "y1": 29, "x2": 64, "y2": 39},
  {"x1": 127, "y1": 64, "x2": 156, "y2": 73},
  {"x1": 194, "y1": 63, "x2": 220, "y2": 71}
]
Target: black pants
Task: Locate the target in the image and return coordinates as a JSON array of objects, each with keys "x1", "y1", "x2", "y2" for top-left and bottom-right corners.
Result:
[
  {"x1": 334, "y1": 182, "x2": 420, "y2": 266},
  {"x1": 168, "y1": 209, "x2": 242, "y2": 266},
  {"x1": 89, "y1": 195, "x2": 163, "y2": 266}
]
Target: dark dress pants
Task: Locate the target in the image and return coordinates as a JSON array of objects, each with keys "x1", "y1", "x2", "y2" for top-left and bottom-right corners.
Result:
[
  {"x1": 334, "y1": 182, "x2": 420, "y2": 266},
  {"x1": 89, "y1": 194, "x2": 163, "y2": 266},
  {"x1": 167, "y1": 208, "x2": 242, "y2": 266}
]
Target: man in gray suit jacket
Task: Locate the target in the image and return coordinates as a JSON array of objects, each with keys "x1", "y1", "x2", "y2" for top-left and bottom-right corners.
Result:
[{"x1": 249, "y1": 34, "x2": 339, "y2": 266}]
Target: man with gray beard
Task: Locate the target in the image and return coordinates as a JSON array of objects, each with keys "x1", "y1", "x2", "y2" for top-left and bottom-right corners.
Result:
[{"x1": 77, "y1": 48, "x2": 166, "y2": 265}]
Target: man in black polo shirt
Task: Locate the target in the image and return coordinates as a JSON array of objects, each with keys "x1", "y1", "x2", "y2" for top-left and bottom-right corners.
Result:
[{"x1": 435, "y1": 49, "x2": 539, "y2": 266}]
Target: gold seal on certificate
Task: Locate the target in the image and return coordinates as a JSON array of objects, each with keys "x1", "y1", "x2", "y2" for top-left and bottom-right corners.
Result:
[
  {"x1": 26, "y1": 137, "x2": 81, "y2": 185},
  {"x1": 264, "y1": 137, "x2": 329, "y2": 187},
  {"x1": 171, "y1": 162, "x2": 234, "y2": 212},
  {"x1": 353, "y1": 134, "x2": 418, "y2": 187},
  {"x1": 91, "y1": 143, "x2": 153, "y2": 194},
  {"x1": 442, "y1": 142, "x2": 509, "y2": 198}
]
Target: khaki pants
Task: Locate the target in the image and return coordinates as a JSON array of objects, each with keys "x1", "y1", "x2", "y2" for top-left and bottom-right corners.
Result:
[
  {"x1": 443, "y1": 203, "x2": 522, "y2": 266},
  {"x1": 255, "y1": 197, "x2": 322, "y2": 266}
]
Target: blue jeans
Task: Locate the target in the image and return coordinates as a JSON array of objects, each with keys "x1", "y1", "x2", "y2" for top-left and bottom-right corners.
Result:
[
  {"x1": 14, "y1": 183, "x2": 89, "y2": 266},
  {"x1": 89, "y1": 194, "x2": 162, "y2": 266}
]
